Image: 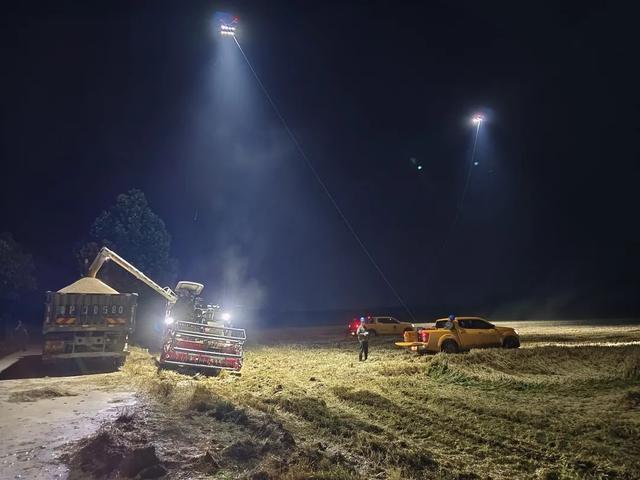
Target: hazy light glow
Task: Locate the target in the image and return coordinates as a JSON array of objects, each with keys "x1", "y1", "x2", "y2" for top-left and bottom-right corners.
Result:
[
  {"x1": 221, "y1": 312, "x2": 232, "y2": 322},
  {"x1": 471, "y1": 113, "x2": 485, "y2": 125},
  {"x1": 164, "y1": 316, "x2": 175, "y2": 325}
]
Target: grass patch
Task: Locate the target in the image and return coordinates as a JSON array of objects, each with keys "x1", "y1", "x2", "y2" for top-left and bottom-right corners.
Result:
[
  {"x1": 622, "y1": 390, "x2": 640, "y2": 409},
  {"x1": 111, "y1": 324, "x2": 640, "y2": 479},
  {"x1": 8, "y1": 386, "x2": 78, "y2": 402},
  {"x1": 268, "y1": 394, "x2": 384, "y2": 436},
  {"x1": 332, "y1": 386, "x2": 396, "y2": 409}
]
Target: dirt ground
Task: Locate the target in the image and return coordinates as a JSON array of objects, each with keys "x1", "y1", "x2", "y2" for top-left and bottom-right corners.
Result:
[
  {"x1": 0, "y1": 375, "x2": 136, "y2": 479},
  {"x1": 0, "y1": 319, "x2": 639, "y2": 480}
]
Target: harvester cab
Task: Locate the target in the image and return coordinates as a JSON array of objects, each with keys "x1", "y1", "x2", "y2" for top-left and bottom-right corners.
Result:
[{"x1": 87, "y1": 247, "x2": 246, "y2": 373}]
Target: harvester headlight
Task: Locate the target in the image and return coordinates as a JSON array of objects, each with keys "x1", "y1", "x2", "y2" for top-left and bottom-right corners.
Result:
[
  {"x1": 164, "y1": 316, "x2": 175, "y2": 325},
  {"x1": 221, "y1": 312, "x2": 232, "y2": 322}
]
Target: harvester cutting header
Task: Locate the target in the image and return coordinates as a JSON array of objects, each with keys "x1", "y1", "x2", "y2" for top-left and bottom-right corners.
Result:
[{"x1": 43, "y1": 247, "x2": 246, "y2": 373}]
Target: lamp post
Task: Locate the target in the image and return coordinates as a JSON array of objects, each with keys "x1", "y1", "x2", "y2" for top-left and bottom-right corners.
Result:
[{"x1": 470, "y1": 113, "x2": 484, "y2": 166}]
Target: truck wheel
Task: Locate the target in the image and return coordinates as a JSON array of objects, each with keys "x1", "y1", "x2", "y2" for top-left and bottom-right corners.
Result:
[
  {"x1": 367, "y1": 329, "x2": 377, "y2": 336},
  {"x1": 503, "y1": 337, "x2": 520, "y2": 349},
  {"x1": 441, "y1": 340, "x2": 459, "y2": 354}
]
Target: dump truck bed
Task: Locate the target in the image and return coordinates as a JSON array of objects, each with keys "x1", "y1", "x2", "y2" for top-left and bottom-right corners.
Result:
[{"x1": 42, "y1": 279, "x2": 137, "y2": 363}]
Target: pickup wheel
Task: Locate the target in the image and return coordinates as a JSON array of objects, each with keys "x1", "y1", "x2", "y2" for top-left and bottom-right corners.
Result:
[
  {"x1": 441, "y1": 340, "x2": 459, "y2": 354},
  {"x1": 367, "y1": 328, "x2": 377, "y2": 337},
  {"x1": 503, "y1": 336, "x2": 520, "y2": 349}
]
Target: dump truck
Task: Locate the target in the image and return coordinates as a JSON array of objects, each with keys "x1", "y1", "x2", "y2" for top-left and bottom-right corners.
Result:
[
  {"x1": 395, "y1": 316, "x2": 520, "y2": 354},
  {"x1": 44, "y1": 247, "x2": 246, "y2": 373},
  {"x1": 43, "y1": 276, "x2": 137, "y2": 367}
]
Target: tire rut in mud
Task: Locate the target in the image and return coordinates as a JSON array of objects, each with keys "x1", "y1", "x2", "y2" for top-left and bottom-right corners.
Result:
[{"x1": 61, "y1": 396, "x2": 350, "y2": 479}]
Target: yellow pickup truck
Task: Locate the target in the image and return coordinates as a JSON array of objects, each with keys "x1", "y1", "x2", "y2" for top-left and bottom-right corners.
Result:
[{"x1": 395, "y1": 317, "x2": 520, "y2": 354}]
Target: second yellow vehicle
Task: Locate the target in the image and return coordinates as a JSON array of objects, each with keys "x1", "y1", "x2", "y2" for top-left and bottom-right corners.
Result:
[
  {"x1": 396, "y1": 316, "x2": 520, "y2": 354},
  {"x1": 348, "y1": 316, "x2": 415, "y2": 336}
]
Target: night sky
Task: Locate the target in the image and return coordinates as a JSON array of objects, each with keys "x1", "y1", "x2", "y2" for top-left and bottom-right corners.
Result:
[{"x1": 1, "y1": 1, "x2": 638, "y2": 321}]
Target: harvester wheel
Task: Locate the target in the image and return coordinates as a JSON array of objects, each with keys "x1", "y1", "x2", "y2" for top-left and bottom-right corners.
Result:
[{"x1": 441, "y1": 340, "x2": 459, "y2": 354}]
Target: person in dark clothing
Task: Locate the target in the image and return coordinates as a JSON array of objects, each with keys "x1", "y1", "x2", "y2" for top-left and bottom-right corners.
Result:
[{"x1": 356, "y1": 318, "x2": 370, "y2": 361}]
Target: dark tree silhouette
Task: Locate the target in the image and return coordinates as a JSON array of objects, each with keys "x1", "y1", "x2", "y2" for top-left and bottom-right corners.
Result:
[
  {"x1": 0, "y1": 232, "x2": 36, "y2": 297},
  {"x1": 77, "y1": 189, "x2": 178, "y2": 292},
  {"x1": 0, "y1": 233, "x2": 36, "y2": 339}
]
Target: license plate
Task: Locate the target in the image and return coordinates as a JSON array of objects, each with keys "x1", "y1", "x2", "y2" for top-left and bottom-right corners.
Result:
[{"x1": 44, "y1": 341, "x2": 65, "y2": 353}]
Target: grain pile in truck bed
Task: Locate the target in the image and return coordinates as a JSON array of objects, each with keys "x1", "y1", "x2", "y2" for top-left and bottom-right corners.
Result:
[{"x1": 57, "y1": 277, "x2": 120, "y2": 294}]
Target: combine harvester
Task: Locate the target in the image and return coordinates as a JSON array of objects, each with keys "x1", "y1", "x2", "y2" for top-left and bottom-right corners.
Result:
[{"x1": 44, "y1": 247, "x2": 246, "y2": 373}]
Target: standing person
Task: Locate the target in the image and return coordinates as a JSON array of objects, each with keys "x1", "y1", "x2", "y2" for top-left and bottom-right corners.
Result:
[
  {"x1": 14, "y1": 321, "x2": 29, "y2": 351},
  {"x1": 356, "y1": 318, "x2": 370, "y2": 361},
  {"x1": 444, "y1": 314, "x2": 455, "y2": 329}
]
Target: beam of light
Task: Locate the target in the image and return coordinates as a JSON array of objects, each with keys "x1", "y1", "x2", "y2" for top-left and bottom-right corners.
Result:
[
  {"x1": 447, "y1": 115, "x2": 483, "y2": 235},
  {"x1": 428, "y1": 112, "x2": 486, "y2": 279},
  {"x1": 230, "y1": 34, "x2": 417, "y2": 322}
]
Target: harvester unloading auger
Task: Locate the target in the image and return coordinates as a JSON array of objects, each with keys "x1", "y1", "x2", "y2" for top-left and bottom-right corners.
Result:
[{"x1": 88, "y1": 247, "x2": 246, "y2": 372}]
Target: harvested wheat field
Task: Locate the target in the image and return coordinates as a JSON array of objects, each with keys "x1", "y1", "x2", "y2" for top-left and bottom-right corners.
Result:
[{"x1": 1, "y1": 320, "x2": 639, "y2": 480}]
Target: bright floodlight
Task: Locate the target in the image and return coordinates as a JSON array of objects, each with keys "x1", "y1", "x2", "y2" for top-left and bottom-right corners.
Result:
[
  {"x1": 215, "y1": 11, "x2": 238, "y2": 37},
  {"x1": 164, "y1": 316, "x2": 175, "y2": 325},
  {"x1": 472, "y1": 113, "x2": 485, "y2": 125},
  {"x1": 221, "y1": 312, "x2": 232, "y2": 322},
  {"x1": 220, "y1": 25, "x2": 236, "y2": 36}
]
